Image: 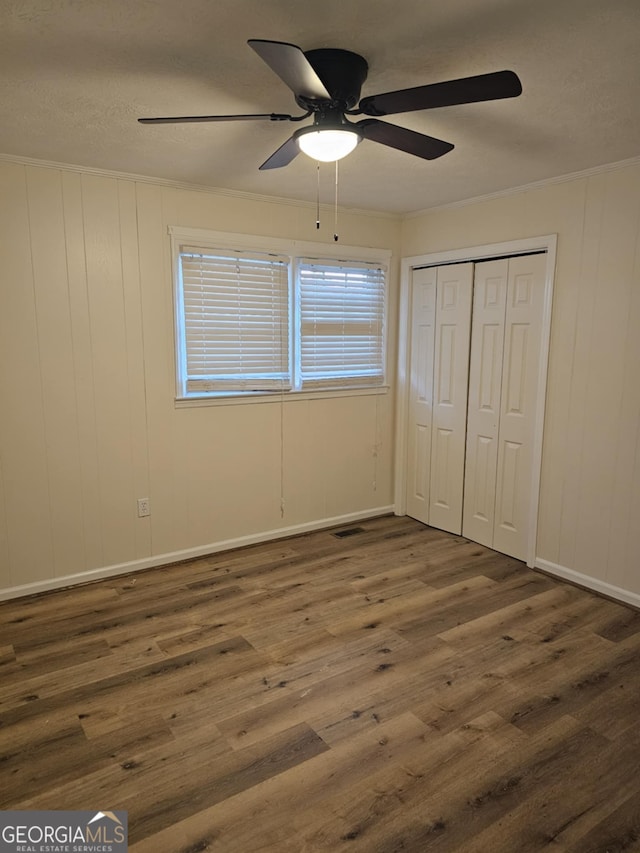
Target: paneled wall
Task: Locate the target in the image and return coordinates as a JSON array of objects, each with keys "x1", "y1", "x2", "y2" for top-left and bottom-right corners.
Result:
[
  {"x1": 3, "y1": 155, "x2": 639, "y2": 604},
  {"x1": 402, "y1": 161, "x2": 640, "y2": 600},
  {"x1": 0, "y1": 161, "x2": 400, "y2": 597}
]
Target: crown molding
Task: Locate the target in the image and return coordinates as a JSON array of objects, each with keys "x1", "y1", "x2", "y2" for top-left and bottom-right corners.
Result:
[
  {"x1": 3, "y1": 150, "x2": 639, "y2": 222},
  {"x1": 0, "y1": 151, "x2": 401, "y2": 222},
  {"x1": 405, "y1": 154, "x2": 640, "y2": 218}
]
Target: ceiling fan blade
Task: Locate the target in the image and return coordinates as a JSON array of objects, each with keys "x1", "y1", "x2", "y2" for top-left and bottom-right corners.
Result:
[
  {"x1": 359, "y1": 70, "x2": 522, "y2": 116},
  {"x1": 259, "y1": 134, "x2": 300, "y2": 170},
  {"x1": 138, "y1": 112, "x2": 296, "y2": 124},
  {"x1": 356, "y1": 119, "x2": 454, "y2": 160},
  {"x1": 248, "y1": 39, "x2": 331, "y2": 100}
]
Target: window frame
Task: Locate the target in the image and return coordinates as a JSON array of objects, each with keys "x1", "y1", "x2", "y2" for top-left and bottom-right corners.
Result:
[{"x1": 170, "y1": 226, "x2": 391, "y2": 404}]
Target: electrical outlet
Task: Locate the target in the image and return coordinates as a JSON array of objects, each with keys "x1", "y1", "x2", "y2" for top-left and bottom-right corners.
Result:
[{"x1": 137, "y1": 498, "x2": 150, "y2": 518}]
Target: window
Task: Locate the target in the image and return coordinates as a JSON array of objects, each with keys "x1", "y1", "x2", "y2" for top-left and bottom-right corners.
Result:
[
  {"x1": 171, "y1": 228, "x2": 389, "y2": 400},
  {"x1": 178, "y1": 247, "x2": 290, "y2": 393},
  {"x1": 298, "y1": 258, "x2": 386, "y2": 389}
]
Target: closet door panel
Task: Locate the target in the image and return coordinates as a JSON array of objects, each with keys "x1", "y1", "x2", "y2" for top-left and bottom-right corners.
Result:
[
  {"x1": 493, "y1": 253, "x2": 546, "y2": 559},
  {"x1": 463, "y1": 260, "x2": 508, "y2": 546},
  {"x1": 406, "y1": 267, "x2": 437, "y2": 523},
  {"x1": 429, "y1": 263, "x2": 473, "y2": 534}
]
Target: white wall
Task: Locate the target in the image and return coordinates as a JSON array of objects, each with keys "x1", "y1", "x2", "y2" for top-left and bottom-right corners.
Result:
[
  {"x1": 0, "y1": 160, "x2": 401, "y2": 597},
  {"x1": 3, "y1": 155, "x2": 639, "y2": 605},
  {"x1": 402, "y1": 161, "x2": 640, "y2": 600}
]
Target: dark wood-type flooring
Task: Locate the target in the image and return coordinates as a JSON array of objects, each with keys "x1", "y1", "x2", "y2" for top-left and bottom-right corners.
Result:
[{"x1": 2, "y1": 515, "x2": 640, "y2": 852}]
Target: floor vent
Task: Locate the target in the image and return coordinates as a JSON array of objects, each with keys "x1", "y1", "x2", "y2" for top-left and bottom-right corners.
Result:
[{"x1": 332, "y1": 526, "x2": 366, "y2": 539}]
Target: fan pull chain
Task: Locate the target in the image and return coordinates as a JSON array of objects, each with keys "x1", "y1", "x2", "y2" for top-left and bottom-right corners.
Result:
[
  {"x1": 334, "y1": 160, "x2": 339, "y2": 242},
  {"x1": 316, "y1": 161, "x2": 321, "y2": 229}
]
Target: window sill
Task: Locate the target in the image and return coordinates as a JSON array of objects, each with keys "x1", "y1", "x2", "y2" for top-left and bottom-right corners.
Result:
[{"x1": 175, "y1": 385, "x2": 390, "y2": 408}]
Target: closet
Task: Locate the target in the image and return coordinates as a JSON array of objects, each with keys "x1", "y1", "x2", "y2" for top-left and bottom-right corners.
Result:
[{"x1": 405, "y1": 251, "x2": 546, "y2": 562}]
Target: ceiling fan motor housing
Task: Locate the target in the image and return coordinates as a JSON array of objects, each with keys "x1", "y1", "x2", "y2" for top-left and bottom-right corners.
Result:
[{"x1": 298, "y1": 49, "x2": 369, "y2": 110}]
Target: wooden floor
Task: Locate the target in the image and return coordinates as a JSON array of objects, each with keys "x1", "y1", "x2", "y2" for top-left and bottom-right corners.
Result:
[{"x1": 2, "y1": 516, "x2": 640, "y2": 852}]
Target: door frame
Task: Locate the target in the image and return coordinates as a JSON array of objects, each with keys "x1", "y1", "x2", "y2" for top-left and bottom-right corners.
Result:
[{"x1": 394, "y1": 234, "x2": 558, "y2": 568}]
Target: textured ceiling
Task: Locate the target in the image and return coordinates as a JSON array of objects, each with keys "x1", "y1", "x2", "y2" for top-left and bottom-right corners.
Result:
[{"x1": 1, "y1": 0, "x2": 639, "y2": 214}]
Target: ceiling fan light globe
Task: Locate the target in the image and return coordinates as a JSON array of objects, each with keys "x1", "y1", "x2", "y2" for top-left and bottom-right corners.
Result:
[{"x1": 297, "y1": 129, "x2": 359, "y2": 162}]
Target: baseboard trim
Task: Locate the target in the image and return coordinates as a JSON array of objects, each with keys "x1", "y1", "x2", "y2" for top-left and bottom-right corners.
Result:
[
  {"x1": 0, "y1": 507, "x2": 394, "y2": 602},
  {"x1": 535, "y1": 558, "x2": 640, "y2": 610}
]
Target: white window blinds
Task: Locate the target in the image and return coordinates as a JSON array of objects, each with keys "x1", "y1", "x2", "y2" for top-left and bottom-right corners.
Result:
[
  {"x1": 179, "y1": 247, "x2": 291, "y2": 393},
  {"x1": 298, "y1": 258, "x2": 386, "y2": 389}
]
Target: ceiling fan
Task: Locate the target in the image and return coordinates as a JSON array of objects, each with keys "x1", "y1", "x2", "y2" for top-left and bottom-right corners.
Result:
[{"x1": 138, "y1": 39, "x2": 522, "y2": 170}]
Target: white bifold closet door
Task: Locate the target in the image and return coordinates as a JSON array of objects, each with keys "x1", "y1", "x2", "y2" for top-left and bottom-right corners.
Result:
[
  {"x1": 462, "y1": 259, "x2": 508, "y2": 546},
  {"x1": 405, "y1": 266, "x2": 437, "y2": 525},
  {"x1": 406, "y1": 263, "x2": 473, "y2": 532},
  {"x1": 406, "y1": 252, "x2": 545, "y2": 561},
  {"x1": 463, "y1": 253, "x2": 546, "y2": 559}
]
